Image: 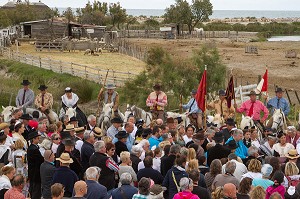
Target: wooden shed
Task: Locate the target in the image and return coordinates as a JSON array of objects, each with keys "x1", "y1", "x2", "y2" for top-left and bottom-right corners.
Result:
[{"x1": 160, "y1": 24, "x2": 177, "y2": 39}]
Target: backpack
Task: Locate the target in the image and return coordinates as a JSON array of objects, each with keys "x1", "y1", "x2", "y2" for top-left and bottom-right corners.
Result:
[{"x1": 287, "y1": 176, "x2": 300, "y2": 187}]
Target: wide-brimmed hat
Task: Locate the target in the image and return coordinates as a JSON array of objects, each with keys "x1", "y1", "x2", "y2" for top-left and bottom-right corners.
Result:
[
  {"x1": 75, "y1": 127, "x2": 85, "y2": 134},
  {"x1": 63, "y1": 138, "x2": 76, "y2": 146},
  {"x1": 286, "y1": 149, "x2": 300, "y2": 159},
  {"x1": 149, "y1": 184, "x2": 167, "y2": 196},
  {"x1": 227, "y1": 140, "x2": 238, "y2": 150},
  {"x1": 105, "y1": 83, "x2": 116, "y2": 89},
  {"x1": 111, "y1": 117, "x2": 123, "y2": 124},
  {"x1": 65, "y1": 87, "x2": 72, "y2": 92},
  {"x1": 153, "y1": 84, "x2": 161, "y2": 91},
  {"x1": 65, "y1": 124, "x2": 75, "y2": 131},
  {"x1": 219, "y1": 89, "x2": 226, "y2": 96},
  {"x1": 20, "y1": 114, "x2": 33, "y2": 120},
  {"x1": 21, "y1": 80, "x2": 31, "y2": 85},
  {"x1": 38, "y1": 85, "x2": 48, "y2": 91},
  {"x1": 27, "y1": 131, "x2": 41, "y2": 140},
  {"x1": 247, "y1": 90, "x2": 259, "y2": 96},
  {"x1": 68, "y1": 117, "x2": 78, "y2": 123},
  {"x1": 115, "y1": 130, "x2": 129, "y2": 139},
  {"x1": 92, "y1": 127, "x2": 103, "y2": 137},
  {"x1": 225, "y1": 118, "x2": 235, "y2": 126},
  {"x1": 56, "y1": 153, "x2": 73, "y2": 164},
  {"x1": 213, "y1": 132, "x2": 224, "y2": 141},
  {"x1": 275, "y1": 87, "x2": 284, "y2": 93},
  {"x1": 0, "y1": 123, "x2": 9, "y2": 130}
]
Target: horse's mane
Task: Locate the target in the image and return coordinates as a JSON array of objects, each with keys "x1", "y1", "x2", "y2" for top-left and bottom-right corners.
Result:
[{"x1": 133, "y1": 106, "x2": 143, "y2": 119}]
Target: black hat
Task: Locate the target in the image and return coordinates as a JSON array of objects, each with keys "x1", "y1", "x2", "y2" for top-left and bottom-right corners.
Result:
[
  {"x1": 21, "y1": 80, "x2": 31, "y2": 86},
  {"x1": 153, "y1": 84, "x2": 161, "y2": 91},
  {"x1": 115, "y1": 130, "x2": 129, "y2": 139},
  {"x1": 213, "y1": 132, "x2": 224, "y2": 141},
  {"x1": 219, "y1": 89, "x2": 226, "y2": 96},
  {"x1": 20, "y1": 114, "x2": 33, "y2": 120},
  {"x1": 38, "y1": 85, "x2": 48, "y2": 90},
  {"x1": 63, "y1": 138, "x2": 76, "y2": 146},
  {"x1": 68, "y1": 117, "x2": 78, "y2": 123},
  {"x1": 225, "y1": 118, "x2": 235, "y2": 126},
  {"x1": 111, "y1": 117, "x2": 123, "y2": 124},
  {"x1": 175, "y1": 116, "x2": 183, "y2": 124},
  {"x1": 191, "y1": 89, "x2": 197, "y2": 95},
  {"x1": 275, "y1": 87, "x2": 284, "y2": 93},
  {"x1": 227, "y1": 140, "x2": 238, "y2": 150},
  {"x1": 27, "y1": 131, "x2": 41, "y2": 140}
]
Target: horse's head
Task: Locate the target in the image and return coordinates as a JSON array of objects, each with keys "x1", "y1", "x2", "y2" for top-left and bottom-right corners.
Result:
[
  {"x1": 65, "y1": 107, "x2": 76, "y2": 119},
  {"x1": 1, "y1": 106, "x2": 16, "y2": 122},
  {"x1": 102, "y1": 102, "x2": 113, "y2": 123},
  {"x1": 124, "y1": 104, "x2": 133, "y2": 122},
  {"x1": 240, "y1": 116, "x2": 254, "y2": 130},
  {"x1": 272, "y1": 109, "x2": 284, "y2": 130}
]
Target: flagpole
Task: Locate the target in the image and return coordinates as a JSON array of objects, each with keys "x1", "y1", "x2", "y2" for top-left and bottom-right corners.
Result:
[
  {"x1": 204, "y1": 65, "x2": 207, "y2": 130},
  {"x1": 230, "y1": 68, "x2": 236, "y2": 105}
]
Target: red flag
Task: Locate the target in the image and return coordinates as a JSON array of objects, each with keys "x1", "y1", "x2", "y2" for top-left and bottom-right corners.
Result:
[
  {"x1": 256, "y1": 69, "x2": 268, "y2": 93},
  {"x1": 225, "y1": 76, "x2": 235, "y2": 108},
  {"x1": 195, "y1": 68, "x2": 207, "y2": 112}
]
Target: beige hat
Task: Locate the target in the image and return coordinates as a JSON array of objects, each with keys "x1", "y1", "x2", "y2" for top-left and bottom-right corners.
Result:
[
  {"x1": 56, "y1": 153, "x2": 74, "y2": 164},
  {"x1": 93, "y1": 127, "x2": 103, "y2": 137},
  {"x1": 75, "y1": 127, "x2": 85, "y2": 134},
  {"x1": 286, "y1": 149, "x2": 300, "y2": 159},
  {"x1": 0, "y1": 123, "x2": 9, "y2": 130},
  {"x1": 65, "y1": 124, "x2": 75, "y2": 131}
]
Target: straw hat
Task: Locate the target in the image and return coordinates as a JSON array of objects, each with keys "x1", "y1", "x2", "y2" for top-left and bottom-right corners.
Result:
[
  {"x1": 0, "y1": 123, "x2": 9, "y2": 130},
  {"x1": 56, "y1": 153, "x2": 73, "y2": 164},
  {"x1": 92, "y1": 127, "x2": 103, "y2": 137},
  {"x1": 286, "y1": 149, "x2": 300, "y2": 159},
  {"x1": 65, "y1": 124, "x2": 75, "y2": 131}
]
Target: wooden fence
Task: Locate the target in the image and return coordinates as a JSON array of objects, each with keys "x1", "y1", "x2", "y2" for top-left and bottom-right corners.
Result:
[
  {"x1": 118, "y1": 39, "x2": 148, "y2": 61},
  {"x1": 0, "y1": 47, "x2": 137, "y2": 86}
]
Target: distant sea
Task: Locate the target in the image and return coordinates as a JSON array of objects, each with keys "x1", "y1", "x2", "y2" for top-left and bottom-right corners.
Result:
[{"x1": 57, "y1": 8, "x2": 300, "y2": 19}]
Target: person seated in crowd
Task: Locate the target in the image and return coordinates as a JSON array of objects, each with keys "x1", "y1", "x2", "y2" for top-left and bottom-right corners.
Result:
[
  {"x1": 226, "y1": 129, "x2": 248, "y2": 161},
  {"x1": 260, "y1": 133, "x2": 277, "y2": 157},
  {"x1": 71, "y1": 180, "x2": 87, "y2": 199},
  {"x1": 183, "y1": 125, "x2": 195, "y2": 145},
  {"x1": 212, "y1": 161, "x2": 239, "y2": 190},
  {"x1": 85, "y1": 167, "x2": 107, "y2": 199},
  {"x1": 205, "y1": 159, "x2": 222, "y2": 192},
  {"x1": 243, "y1": 127, "x2": 252, "y2": 148},
  {"x1": 0, "y1": 165, "x2": 15, "y2": 197},
  {"x1": 137, "y1": 156, "x2": 164, "y2": 184},
  {"x1": 4, "y1": 174, "x2": 26, "y2": 199},
  {"x1": 241, "y1": 159, "x2": 262, "y2": 180},
  {"x1": 173, "y1": 177, "x2": 200, "y2": 199},
  {"x1": 237, "y1": 177, "x2": 252, "y2": 199},
  {"x1": 111, "y1": 172, "x2": 138, "y2": 199},
  {"x1": 133, "y1": 177, "x2": 151, "y2": 199},
  {"x1": 252, "y1": 164, "x2": 274, "y2": 190},
  {"x1": 266, "y1": 171, "x2": 285, "y2": 199},
  {"x1": 222, "y1": 153, "x2": 247, "y2": 181},
  {"x1": 211, "y1": 183, "x2": 237, "y2": 199},
  {"x1": 51, "y1": 183, "x2": 65, "y2": 199},
  {"x1": 273, "y1": 131, "x2": 294, "y2": 157},
  {"x1": 250, "y1": 186, "x2": 266, "y2": 199}
]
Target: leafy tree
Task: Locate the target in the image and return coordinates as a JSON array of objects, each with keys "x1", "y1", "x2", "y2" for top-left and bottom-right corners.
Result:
[
  {"x1": 63, "y1": 7, "x2": 75, "y2": 23},
  {"x1": 109, "y1": 2, "x2": 127, "y2": 29},
  {"x1": 144, "y1": 19, "x2": 160, "y2": 30},
  {"x1": 126, "y1": 15, "x2": 138, "y2": 30}
]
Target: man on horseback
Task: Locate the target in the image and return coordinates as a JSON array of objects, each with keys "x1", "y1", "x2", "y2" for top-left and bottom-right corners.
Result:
[
  {"x1": 16, "y1": 80, "x2": 34, "y2": 113},
  {"x1": 207, "y1": 89, "x2": 235, "y2": 121},
  {"x1": 180, "y1": 89, "x2": 202, "y2": 129},
  {"x1": 34, "y1": 85, "x2": 55, "y2": 124},
  {"x1": 234, "y1": 91, "x2": 269, "y2": 125},
  {"x1": 98, "y1": 83, "x2": 120, "y2": 117},
  {"x1": 146, "y1": 84, "x2": 167, "y2": 121}
]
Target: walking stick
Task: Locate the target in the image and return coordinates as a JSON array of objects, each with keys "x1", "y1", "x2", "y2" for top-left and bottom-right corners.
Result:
[
  {"x1": 179, "y1": 94, "x2": 183, "y2": 114},
  {"x1": 96, "y1": 70, "x2": 110, "y2": 117}
]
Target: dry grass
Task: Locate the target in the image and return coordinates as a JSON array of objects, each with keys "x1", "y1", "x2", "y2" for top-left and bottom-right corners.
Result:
[{"x1": 11, "y1": 43, "x2": 146, "y2": 74}]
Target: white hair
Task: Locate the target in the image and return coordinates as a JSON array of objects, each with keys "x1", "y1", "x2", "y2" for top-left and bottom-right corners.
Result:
[
  {"x1": 131, "y1": 145, "x2": 143, "y2": 156},
  {"x1": 248, "y1": 146, "x2": 259, "y2": 156},
  {"x1": 94, "y1": 140, "x2": 105, "y2": 152},
  {"x1": 138, "y1": 139, "x2": 149, "y2": 148},
  {"x1": 233, "y1": 129, "x2": 243, "y2": 136},
  {"x1": 87, "y1": 115, "x2": 96, "y2": 122},
  {"x1": 83, "y1": 130, "x2": 94, "y2": 140},
  {"x1": 179, "y1": 177, "x2": 193, "y2": 191},
  {"x1": 85, "y1": 167, "x2": 101, "y2": 180},
  {"x1": 120, "y1": 172, "x2": 132, "y2": 185}
]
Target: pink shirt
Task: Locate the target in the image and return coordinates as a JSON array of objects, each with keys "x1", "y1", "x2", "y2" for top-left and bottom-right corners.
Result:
[
  {"x1": 236, "y1": 100, "x2": 269, "y2": 121},
  {"x1": 146, "y1": 91, "x2": 168, "y2": 110}
]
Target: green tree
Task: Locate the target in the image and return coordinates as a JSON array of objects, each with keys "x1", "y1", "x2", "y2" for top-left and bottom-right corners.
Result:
[
  {"x1": 63, "y1": 7, "x2": 75, "y2": 23},
  {"x1": 109, "y1": 2, "x2": 127, "y2": 29},
  {"x1": 144, "y1": 19, "x2": 160, "y2": 30}
]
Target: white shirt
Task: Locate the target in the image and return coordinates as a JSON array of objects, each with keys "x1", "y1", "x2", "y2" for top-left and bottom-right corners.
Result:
[
  {"x1": 183, "y1": 135, "x2": 192, "y2": 145},
  {"x1": 251, "y1": 139, "x2": 260, "y2": 149},
  {"x1": 273, "y1": 143, "x2": 295, "y2": 157},
  {"x1": 5, "y1": 136, "x2": 14, "y2": 148},
  {"x1": 222, "y1": 159, "x2": 248, "y2": 181},
  {"x1": 153, "y1": 157, "x2": 161, "y2": 172},
  {"x1": 75, "y1": 140, "x2": 84, "y2": 153},
  {"x1": 51, "y1": 143, "x2": 59, "y2": 154},
  {"x1": 241, "y1": 172, "x2": 262, "y2": 181}
]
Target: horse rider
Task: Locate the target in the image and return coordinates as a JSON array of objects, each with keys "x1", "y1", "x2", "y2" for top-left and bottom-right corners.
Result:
[
  {"x1": 266, "y1": 87, "x2": 290, "y2": 126},
  {"x1": 146, "y1": 84, "x2": 168, "y2": 121},
  {"x1": 207, "y1": 89, "x2": 235, "y2": 121},
  {"x1": 16, "y1": 80, "x2": 34, "y2": 113},
  {"x1": 180, "y1": 89, "x2": 202, "y2": 129},
  {"x1": 98, "y1": 83, "x2": 120, "y2": 117},
  {"x1": 234, "y1": 90, "x2": 269, "y2": 125},
  {"x1": 61, "y1": 87, "x2": 87, "y2": 127},
  {"x1": 34, "y1": 85, "x2": 55, "y2": 124}
]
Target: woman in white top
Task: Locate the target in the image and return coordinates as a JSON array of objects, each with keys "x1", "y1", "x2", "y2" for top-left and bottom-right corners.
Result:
[
  {"x1": 153, "y1": 147, "x2": 162, "y2": 172},
  {"x1": 12, "y1": 122, "x2": 27, "y2": 150},
  {"x1": 118, "y1": 151, "x2": 137, "y2": 187},
  {"x1": 183, "y1": 125, "x2": 195, "y2": 145},
  {"x1": 241, "y1": 159, "x2": 262, "y2": 180},
  {"x1": 11, "y1": 139, "x2": 27, "y2": 176},
  {"x1": 0, "y1": 165, "x2": 15, "y2": 197},
  {"x1": 273, "y1": 132, "x2": 295, "y2": 157}
]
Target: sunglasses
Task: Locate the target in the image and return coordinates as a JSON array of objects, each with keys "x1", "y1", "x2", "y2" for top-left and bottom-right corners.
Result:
[{"x1": 53, "y1": 137, "x2": 61, "y2": 140}]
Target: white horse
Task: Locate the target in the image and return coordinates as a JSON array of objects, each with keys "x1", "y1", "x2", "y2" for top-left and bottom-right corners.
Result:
[
  {"x1": 98, "y1": 103, "x2": 125, "y2": 134},
  {"x1": 129, "y1": 105, "x2": 152, "y2": 127},
  {"x1": 166, "y1": 112, "x2": 190, "y2": 127},
  {"x1": 271, "y1": 109, "x2": 287, "y2": 133},
  {"x1": 206, "y1": 114, "x2": 225, "y2": 128},
  {"x1": 1, "y1": 106, "x2": 17, "y2": 122}
]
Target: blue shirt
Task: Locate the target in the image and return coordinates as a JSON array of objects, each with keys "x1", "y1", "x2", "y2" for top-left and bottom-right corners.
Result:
[
  {"x1": 112, "y1": 132, "x2": 134, "y2": 151},
  {"x1": 267, "y1": 97, "x2": 290, "y2": 116},
  {"x1": 225, "y1": 137, "x2": 248, "y2": 159},
  {"x1": 85, "y1": 180, "x2": 108, "y2": 199},
  {"x1": 182, "y1": 98, "x2": 202, "y2": 113},
  {"x1": 148, "y1": 136, "x2": 161, "y2": 149},
  {"x1": 252, "y1": 178, "x2": 274, "y2": 190}
]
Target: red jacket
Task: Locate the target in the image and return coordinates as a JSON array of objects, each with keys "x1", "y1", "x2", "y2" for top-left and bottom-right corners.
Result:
[{"x1": 286, "y1": 134, "x2": 300, "y2": 147}]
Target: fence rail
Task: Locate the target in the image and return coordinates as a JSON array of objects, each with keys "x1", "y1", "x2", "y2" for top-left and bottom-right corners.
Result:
[{"x1": 0, "y1": 47, "x2": 137, "y2": 86}]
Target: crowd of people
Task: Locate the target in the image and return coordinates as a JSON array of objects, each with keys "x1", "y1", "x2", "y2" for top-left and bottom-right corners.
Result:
[{"x1": 0, "y1": 80, "x2": 298, "y2": 199}]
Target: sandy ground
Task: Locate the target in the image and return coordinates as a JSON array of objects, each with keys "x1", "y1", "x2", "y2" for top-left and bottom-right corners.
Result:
[
  {"x1": 10, "y1": 43, "x2": 146, "y2": 74},
  {"x1": 127, "y1": 38, "x2": 300, "y2": 105}
]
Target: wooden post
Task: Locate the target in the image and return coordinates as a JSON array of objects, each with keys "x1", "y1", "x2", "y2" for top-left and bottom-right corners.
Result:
[
  {"x1": 85, "y1": 66, "x2": 87, "y2": 79},
  {"x1": 39, "y1": 57, "x2": 42, "y2": 68},
  {"x1": 285, "y1": 89, "x2": 292, "y2": 105},
  {"x1": 60, "y1": 61, "x2": 62, "y2": 73},
  {"x1": 71, "y1": 62, "x2": 74, "y2": 75},
  {"x1": 295, "y1": 91, "x2": 300, "y2": 104},
  {"x1": 257, "y1": 75, "x2": 261, "y2": 84}
]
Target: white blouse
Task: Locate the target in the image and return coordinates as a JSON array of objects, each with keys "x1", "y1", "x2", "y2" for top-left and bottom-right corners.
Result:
[{"x1": 273, "y1": 143, "x2": 295, "y2": 157}]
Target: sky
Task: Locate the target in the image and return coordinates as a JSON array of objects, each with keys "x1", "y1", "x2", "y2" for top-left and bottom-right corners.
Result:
[{"x1": 1, "y1": 0, "x2": 300, "y2": 10}]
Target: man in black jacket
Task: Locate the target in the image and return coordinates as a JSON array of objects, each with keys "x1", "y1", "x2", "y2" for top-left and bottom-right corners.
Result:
[
  {"x1": 221, "y1": 118, "x2": 236, "y2": 143},
  {"x1": 89, "y1": 140, "x2": 119, "y2": 196},
  {"x1": 189, "y1": 169, "x2": 211, "y2": 199},
  {"x1": 161, "y1": 144, "x2": 180, "y2": 177},
  {"x1": 40, "y1": 150, "x2": 56, "y2": 199},
  {"x1": 27, "y1": 131, "x2": 43, "y2": 199},
  {"x1": 81, "y1": 131, "x2": 95, "y2": 172},
  {"x1": 207, "y1": 132, "x2": 231, "y2": 167},
  {"x1": 137, "y1": 156, "x2": 164, "y2": 184}
]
